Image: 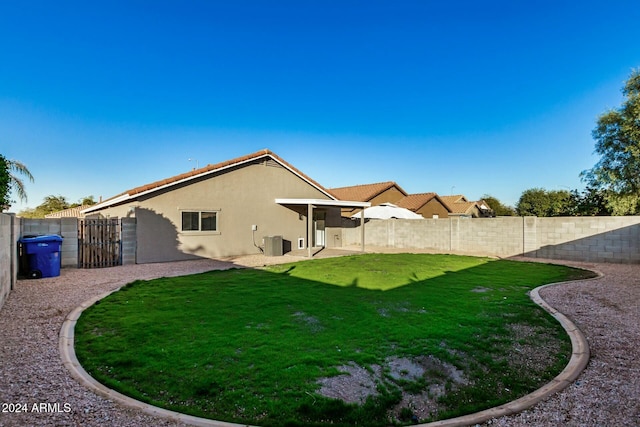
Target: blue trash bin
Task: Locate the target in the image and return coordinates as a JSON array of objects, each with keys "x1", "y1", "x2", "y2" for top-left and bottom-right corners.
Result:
[{"x1": 19, "y1": 235, "x2": 63, "y2": 279}]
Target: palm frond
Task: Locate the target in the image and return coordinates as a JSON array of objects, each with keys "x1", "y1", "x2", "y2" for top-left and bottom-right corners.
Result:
[
  {"x1": 8, "y1": 160, "x2": 34, "y2": 182},
  {"x1": 5, "y1": 159, "x2": 34, "y2": 203}
]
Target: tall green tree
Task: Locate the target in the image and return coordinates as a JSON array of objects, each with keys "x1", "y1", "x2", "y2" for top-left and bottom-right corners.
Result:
[
  {"x1": 18, "y1": 195, "x2": 69, "y2": 218},
  {"x1": 516, "y1": 188, "x2": 572, "y2": 217},
  {"x1": 0, "y1": 156, "x2": 34, "y2": 211},
  {"x1": 605, "y1": 193, "x2": 640, "y2": 215},
  {"x1": 569, "y1": 187, "x2": 612, "y2": 216},
  {"x1": 480, "y1": 194, "x2": 515, "y2": 216},
  {"x1": 73, "y1": 195, "x2": 97, "y2": 208},
  {"x1": 581, "y1": 69, "x2": 640, "y2": 198},
  {"x1": 40, "y1": 195, "x2": 69, "y2": 213},
  {"x1": 18, "y1": 194, "x2": 97, "y2": 218}
]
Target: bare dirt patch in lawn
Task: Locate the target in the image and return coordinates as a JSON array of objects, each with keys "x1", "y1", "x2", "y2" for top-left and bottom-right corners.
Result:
[
  {"x1": 316, "y1": 355, "x2": 469, "y2": 422},
  {"x1": 315, "y1": 322, "x2": 562, "y2": 423}
]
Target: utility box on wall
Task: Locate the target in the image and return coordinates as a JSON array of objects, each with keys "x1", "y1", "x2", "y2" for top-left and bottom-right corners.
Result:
[{"x1": 264, "y1": 235, "x2": 283, "y2": 256}]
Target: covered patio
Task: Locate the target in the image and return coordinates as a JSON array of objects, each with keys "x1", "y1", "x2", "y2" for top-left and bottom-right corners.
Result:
[{"x1": 275, "y1": 198, "x2": 371, "y2": 258}]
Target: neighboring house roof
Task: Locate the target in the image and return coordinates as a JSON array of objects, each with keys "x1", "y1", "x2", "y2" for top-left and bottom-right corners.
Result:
[
  {"x1": 440, "y1": 195, "x2": 474, "y2": 214},
  {"x1": 440, "y1": 195, "x2": 493, "y2": 216},
  {"x1": 476, "y1": 199, "x2": 493, "y2": 211},
  {"x1": 396, "y1": 193, "x2": 449, "y2": 212},
  {"x1": 83, "y1": 149, "x2": 336, "y2": 214},
  {"x1": 330, "y1": 181, "x2": 408, "y2": 203},
  {"x1": 439, "y1": 195, "x2": 469, "y2": 207},
  {"x1": 447, "y1": 201, "x2": 477, "y2": 215},
  {"x1": 45, "y1": 205, "x2": 92, "y2": 218}
]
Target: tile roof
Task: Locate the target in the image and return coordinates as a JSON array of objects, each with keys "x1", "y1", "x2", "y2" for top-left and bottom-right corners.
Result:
[
  {"x1": 439, "y1": 195, "x2": 479, "y2": 214},
  {"x1": 447, "y1": 201, "x2": 477, "y2": 214},
  {"x1": 439, "y1": 195, "x2": 468, "y2": 207},
  {"x1": 330, "y1": 181, "x2": 407, "y2": 202},
  {"x1": 125, "y1": 149, "x2": 331, "y2": 197},
  {"x1": 395, "y1": 193, "x2": 439, "y2": 211},
  {"x1": 440, "y1": 194, "x2": 496, "y2": 215},
  {"x1": 84, "y1": 149, "x2": 335, "y2": 213},
  {"x1": 476, "y1": 199, "x2": 493, "y2": 211},
  {"x1": 44, "y1": 205, "x2": 92, "y2": 218}
]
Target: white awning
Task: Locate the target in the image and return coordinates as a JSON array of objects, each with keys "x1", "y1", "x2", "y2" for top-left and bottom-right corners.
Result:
[
  {"x1": 275, "y1": 198, "x2": 369, "y2": 258},
  {"x1": 351, "y1": 203, "x2": 423, "y2": 220},
  {"x1": 275, "y1": 198, "x2": 371, "y2": 208}
]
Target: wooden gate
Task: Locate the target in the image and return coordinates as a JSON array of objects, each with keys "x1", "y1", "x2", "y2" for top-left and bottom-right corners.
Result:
[{"x1": 78, "y1": 219, "x2": 122, "y2": 268}]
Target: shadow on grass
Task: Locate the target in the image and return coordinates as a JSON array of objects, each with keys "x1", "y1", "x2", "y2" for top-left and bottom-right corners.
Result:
[{"x1": 74, "y1": 254, "x2": 595, "y2": 427}]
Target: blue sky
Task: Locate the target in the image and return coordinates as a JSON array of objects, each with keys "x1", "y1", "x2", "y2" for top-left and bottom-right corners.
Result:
[{"x1": 2, "y1": 1, "x2": 640, "y2": 212}]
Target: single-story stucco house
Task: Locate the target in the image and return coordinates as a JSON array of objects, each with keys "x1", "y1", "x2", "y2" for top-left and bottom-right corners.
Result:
[
  {"x1": 44, "y1": 204, "x2": 92, "y2": 218},
  {"x1": 439, "y1": 195, "x2": 493, "y2": 218},
  {"x1": 395, "y1": 193, "x2": 451, "y2": 218},
  {"x1": 329, "y1": 181, "x2": 408, "y2": 217},
  {"x1": 82, "y1": 149, "x2": 369, "y2": 263},
  {"x1": 330, "y1": 183, "x2": 493, "y2": 219}
]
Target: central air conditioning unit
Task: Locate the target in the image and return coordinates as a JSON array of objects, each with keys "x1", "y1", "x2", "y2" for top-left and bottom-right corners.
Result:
[{"x1": 264, "y1": 235, "x2": 283, "y2": 256}]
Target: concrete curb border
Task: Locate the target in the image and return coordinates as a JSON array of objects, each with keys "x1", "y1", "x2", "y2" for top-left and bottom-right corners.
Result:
[
  {"x1": 60, "y1": 270, "x2": 600, "y2": 427},
  {"x1": 59, "y1": 287, "x2": 252, "y2": 427},
  {"x1": 414, "y1": 269, "x2": 601, "y2": 427}
]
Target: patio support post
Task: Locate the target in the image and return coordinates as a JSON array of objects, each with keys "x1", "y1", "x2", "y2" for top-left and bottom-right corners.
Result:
[
  {"x1": 360, "y1": 207, "x2": 365, "y2": 253},
  {"x1": 307, "y1": 203, "x2": 313, "y2": 258},
  {"x1": 274, "y1": 199, "x2": 370, "y2": 257}
]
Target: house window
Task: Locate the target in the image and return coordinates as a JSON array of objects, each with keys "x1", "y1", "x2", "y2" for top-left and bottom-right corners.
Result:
[
  {"x1": 200, "y1": 212, "x2": 217, "y2": 231},
  {"x1": 181, "y1": 211, "x2": 218, "y2": 232}
]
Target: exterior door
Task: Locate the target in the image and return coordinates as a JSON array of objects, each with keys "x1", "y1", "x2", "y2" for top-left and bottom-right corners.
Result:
[{"x1": 313, "y1": 212, "x2": 326, "y2": 247}]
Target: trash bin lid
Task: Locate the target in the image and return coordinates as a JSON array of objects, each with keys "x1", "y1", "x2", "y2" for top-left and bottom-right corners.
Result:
[{"x1": 19, "y1": 235, "x2": 63, "y2": 243}]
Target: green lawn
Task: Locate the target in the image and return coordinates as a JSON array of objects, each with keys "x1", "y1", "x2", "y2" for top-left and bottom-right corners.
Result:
[{"x1": 74, "y1": 253, "x2": 595, "y2": 426}]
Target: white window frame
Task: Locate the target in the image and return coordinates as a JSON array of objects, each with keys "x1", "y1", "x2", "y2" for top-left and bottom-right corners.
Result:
[{"x1": 179, "y1": 209, "x2": 221, "y2": 234}]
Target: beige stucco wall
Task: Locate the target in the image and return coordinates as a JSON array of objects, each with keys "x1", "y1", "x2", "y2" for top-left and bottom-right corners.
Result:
[
  {"x1": 369, "y1": 187, "x2": 406, "y2": 206},
  {"x1": 340, "y1": 186, "x2": 405, "y2": 217},
  {"x1": 416, "y1": 199, "x2": 450, "y2": 219},
  {"x1": 93, "y1": 160, "x2": 337, "y2": 263}
]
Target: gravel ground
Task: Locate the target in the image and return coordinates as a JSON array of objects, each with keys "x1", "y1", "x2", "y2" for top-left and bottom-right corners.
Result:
[
  {"x1": 479, "y1": 259, "x2": 640, "y2": 427},
  {"x1": 0, "y1": 254, "x2": 638, "y2": 427}
]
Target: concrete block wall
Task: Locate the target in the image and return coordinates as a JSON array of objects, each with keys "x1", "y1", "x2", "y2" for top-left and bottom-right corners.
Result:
[
  {"x1": 532, "y1": 216, "x2": 640, "y2": 263},
  {"x1": 21, "y1": 218, "x2": 78, "y2": 267},
  {"x1": 21, "y1": 217, "x2": 139, "y2": 267},
  {"x1": 21, "y1": 218, "x2": 62, "y2": 236},
  {"x1": 402, "y1": 219, "x2": 450, "y2": 251},
  {"x1": 523, "y1": 217, "x2": 538, "y2": 255},
  {"x1": 121, "y1": 218, "x2": 136, "y2": 265},
  {"x1": 344, "y1": 217, "x2": 524, "y2": 256},
  {"x1": 343, "y1": 216, "x2": 640, "y2": 263},
  {"x1": 60, "y1": 218, "x2": 78, "y2": 267},
  {"x1": 0, "y1": 213, "x2": 19, "y2": 311},
  {"x1": 453, "y1": 217, "x2": 525, "y2": 257},
  {"x1": 1, "y1": 217, "x2": 136, "y2": 300},
  {"x1": 364, "y1": 219, "x2": 451, "y2": 251}
]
